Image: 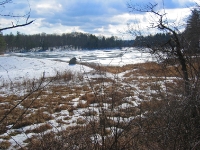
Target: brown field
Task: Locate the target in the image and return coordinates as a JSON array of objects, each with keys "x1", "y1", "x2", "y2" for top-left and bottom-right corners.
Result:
[{"x1": 0, "y1": 61, "x2": 196, "y2": 149}]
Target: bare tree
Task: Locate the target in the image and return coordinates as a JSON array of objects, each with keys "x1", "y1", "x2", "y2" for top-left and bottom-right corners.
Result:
[
  {"x1": 127, "y1": 1, "x2": 200, "y2": 149},
  {"x1": 128, "y1": 2, "x2": 192, "y2": 95}
]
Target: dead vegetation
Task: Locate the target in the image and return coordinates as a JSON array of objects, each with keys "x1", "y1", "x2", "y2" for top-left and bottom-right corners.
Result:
[{"x1": 0, "y1": 61, "x2": 199, "y2": 149}]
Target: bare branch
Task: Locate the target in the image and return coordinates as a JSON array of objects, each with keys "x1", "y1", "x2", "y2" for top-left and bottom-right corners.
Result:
[
  {"x1": 0, "y1": 0, "x2": 34, "y2": 32},
  {"x1": 0, "y1": 0, "x2": 12, "y2": 6},
  {"x1": 0, "y1": 20, "x2": 34, "y2": 32}
]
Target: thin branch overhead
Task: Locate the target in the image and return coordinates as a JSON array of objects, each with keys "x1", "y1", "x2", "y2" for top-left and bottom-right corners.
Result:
[
  {"x1": 0, "y1": 0, "x2": 12, "y2": 6},
  {"x1": 0, "y1": 20, "x2": 34, "y2": 32},
  {"x1": 0, "y1": 0, "x2": 34, "y2": 32}
]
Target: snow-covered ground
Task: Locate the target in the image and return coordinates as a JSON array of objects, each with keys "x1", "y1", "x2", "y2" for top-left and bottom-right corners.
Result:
[
  {"x1": 0, "y1": 48, "x2": 157, "y2": 149},
  {"x1": 0, "y1": 56, "x2": 91, "y2": 83},
  {"x1": 0, "y1": 47, "x2": 154, "y2": 83}
]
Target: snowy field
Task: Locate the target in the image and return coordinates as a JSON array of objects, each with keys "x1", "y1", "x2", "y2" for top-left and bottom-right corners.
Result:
[
  {"x1": 0, "y1": 55, "x2": 92, "y2": 84},
  {"x1": 0, "y1": 47, "x2": 154, "y2": 83}
]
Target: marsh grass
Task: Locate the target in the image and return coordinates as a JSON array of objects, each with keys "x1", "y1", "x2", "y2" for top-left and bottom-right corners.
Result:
[
  {"x1": 26, "y1": 123, "x2": 52, "y2": 134},
  {"x1": 1, "y1": 61, "x2": 197, "y2": 149},
  {"x1": 0, "y1": 140, "x2": 11, "y2": 149}
]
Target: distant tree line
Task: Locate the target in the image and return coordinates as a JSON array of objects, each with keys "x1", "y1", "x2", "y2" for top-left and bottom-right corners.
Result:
[
  {"x1": 1, "y1": 32, "x2": 132, "y2": 52},
  {"x1": 133, "y1": 33, "x2": 172, "y2": 47}
]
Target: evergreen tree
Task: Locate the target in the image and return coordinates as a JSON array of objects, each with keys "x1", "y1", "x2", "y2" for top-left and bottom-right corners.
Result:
[
  {"x1": 184, "y1": 9, "x2": 200, "y2": 53},
  {"x1": 0, "y1": 33, "x2": 6, "y2": 53}
]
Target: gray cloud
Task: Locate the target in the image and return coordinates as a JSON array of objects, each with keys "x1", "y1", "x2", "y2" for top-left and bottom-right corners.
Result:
[{"x1": 1, "y1": 0, "x2": 195, "y2": 39}]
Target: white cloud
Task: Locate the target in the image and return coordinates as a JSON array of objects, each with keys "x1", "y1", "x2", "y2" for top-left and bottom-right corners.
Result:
[
  {"x1": 33, "y1": 2, "x2": 62, "y2": 15},
  {"x1": 0, "y1": 18, "x2": 13, "y2": 28},
  {"x1": 172, "y1": 0, "x2": 194, "y2": 6},
  {"x1": 0, "y1": 0, "x2": 195, "y2": 40},
  {"x1": 121, "y1": 7, "x2": 192, "y2": 38}
]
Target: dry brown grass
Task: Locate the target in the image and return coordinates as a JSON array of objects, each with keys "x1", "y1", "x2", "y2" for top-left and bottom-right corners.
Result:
[
  {"x1": 76, "y1": 117, "x2": 86, "y2": 124},
  {"x1": 91, "y1": 77, "x2": 114, "y2": 84},
  {"x1": 25, "y1": 132, "x2": 62, "y2": 150},
  {"x1": 76, "y1": 100, "x2": 88, "y2": 108},
  {"x1": 26, "y1": 123, "x2": 52, "y2": 134},
  {"x1": 56, "y1": 119, "x2": 67, "y2": 124},
  {"x1": 139, "y1": 99, "x2": 166, "y2": 113},
  {"x1": 54, "y1": 103, "x2": 69, "y2": 112},
  {"x1": 21, "y1": 98, "x2": 44, "y2": 108},
  {"x1": 67, "y1": 105, "x2": 76, "y2": 116},
  {"x1": 1, "y1": 59, "x2": 194, "y2": 149},
  {"x1": 0, "y1": 140, "x2": 11, "y2": 149},
  {"x1": 11, "y1": 109, "x2": 53, "y2": 129},
  {"x1": 58, "y1": 71, "x2": 74, "y2": 81},
  {"x1": 82, "y1": 110, "x2": 97, "y2": 116},
  {"x1": 123, "y1": 62, "x2": 182, "y2": 77},
  {"x1": 104, "y1": 107, "x2": 140, "y2": 118},
  {"x1": 81, "y1": 62, "x2": 163, "y2": 75},
  {"x1": 79, "y1": 92, "x2": 97, "y2": 105},
  {"x1": 82, "y1": 61, "x2": 184, "y2": 79},
  {"x1": 0, "y1": 135, "x2": 10, "y2": 141}
]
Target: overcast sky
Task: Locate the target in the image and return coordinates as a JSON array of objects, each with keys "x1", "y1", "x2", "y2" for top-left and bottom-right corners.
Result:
[{"x1": 0, "y1": 0, "x2": 198, "y2": 39}]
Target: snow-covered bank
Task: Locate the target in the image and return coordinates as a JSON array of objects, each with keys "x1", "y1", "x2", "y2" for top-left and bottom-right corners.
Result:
[{"x1": 0, "y1": 56, "x2": 92, "y2": 83}]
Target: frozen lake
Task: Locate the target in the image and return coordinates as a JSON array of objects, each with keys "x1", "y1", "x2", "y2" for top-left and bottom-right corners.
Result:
[
  {"x1": 7, "y1": 47, "x2": 154, "y2": 66},
  {"x1": 0, "y1": 47, "x2": 154, "y2": 83}
]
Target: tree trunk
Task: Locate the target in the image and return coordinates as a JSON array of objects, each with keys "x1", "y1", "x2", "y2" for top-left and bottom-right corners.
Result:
[{"x1": 176, "y1": 47, "x2": 190, "y2": 96}]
